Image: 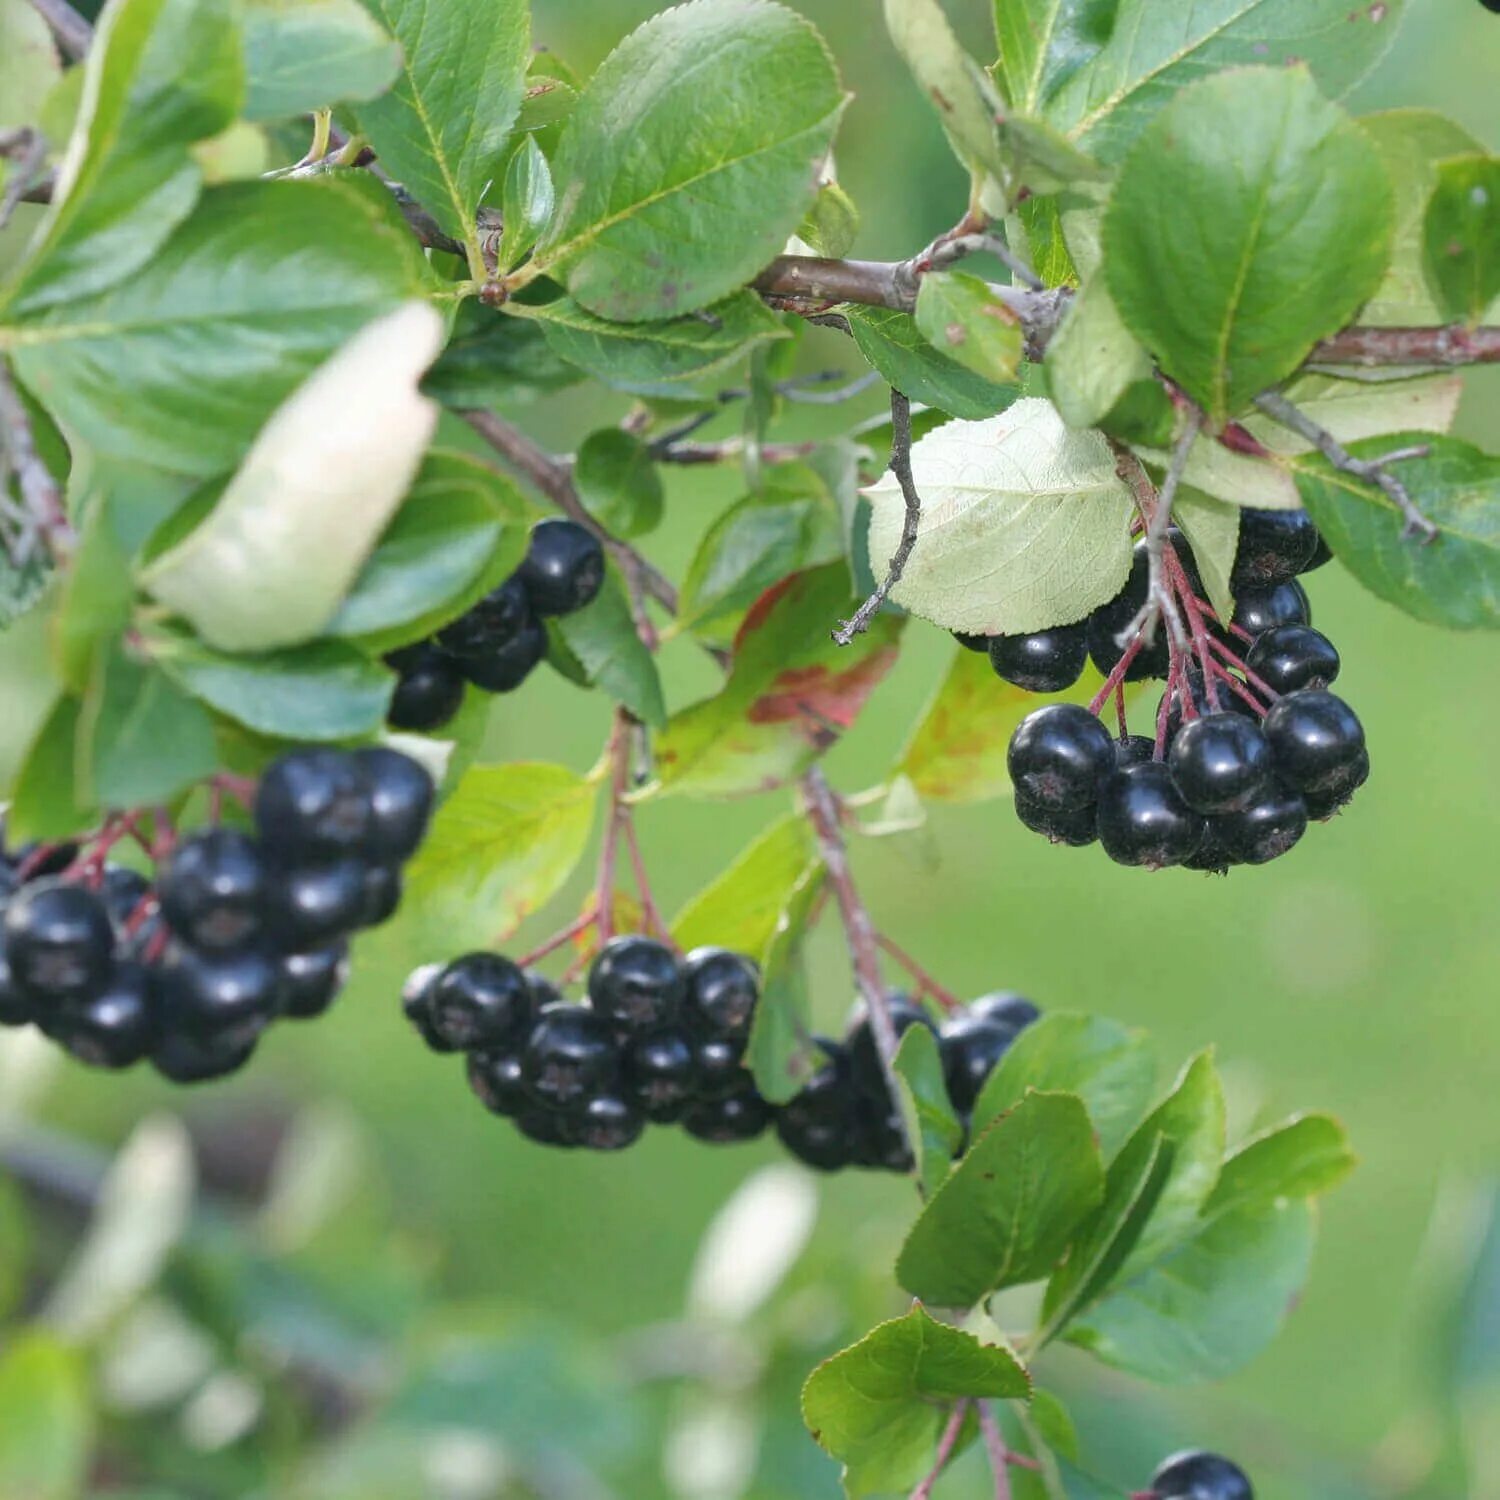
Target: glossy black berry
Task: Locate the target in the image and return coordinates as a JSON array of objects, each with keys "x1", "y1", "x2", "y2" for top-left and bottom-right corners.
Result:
[
  {"x1": 1231, "y1": 507, "x2": 1319, "y2": 586},
  {"x1": 1302, "y1": 532, "x2": 1333, "y2": 572},
  {"x1": 255, "y1": 749, "x2": 373, "y2": 861},
  {"x1": 695, "y1": 1033, "x2": 749, "y2": 1098},
  {"x1": 1096, "y1": 764, "x2": 1205, "y2": 869},
  {"x1": 577, "y1": 1093, "x2": 645, "y2": 1151},
  {"x1": 1167, "y1": 713, "x2": 1274, "y2": 815},
  {"x1": 1183, "y1": 819, "x2": 1238, "y2": 874},
  {"x1": 467, "y1": 1049, "x2": 530, "y2": 1116},
  {"x1": 1217, "y1": 783, "x2": 1308, "y2": 865},
  {"x1": 521, "y1": 1002, "x2": 620, "y2": 1108},
  {"x1": 279, "y1": 942, "x2": 349, "y2": 1019},
  {"x1": 1015, "y1": 792, "x2": 1098, "y2": 846},
  {"x1": 1087, "y1": 550, "x2": 1169, "y2": 681},
  {"x1": 402, "y1": 962, "x2": 454, "y2": 1053},
  {"x1": 525, "y1": 968, "x2": 564, "y2": 1009},
  {"x1": 778, "y1": 1042, "x2": 853, "y2": 1130},
  {"x1": 682, "y1": 1081, "x2": 771, "y2": 1143},
  {"x1": 357, "y1": 864, "x2": 402, "y2": 928},
  {"x1": 624, "y1": 1030, "x2": 698, "y2": 1120},
  {"x1": 988, "y1": 622, "x2": 1089, "y2": 694},
  {"x1": 459, "y1": 615, "x2": 548, "y2": 693},
  {"x1": 46, "y1": 962, "x2": 156, "y2": 1069},
  {"x1": 968, "y1": 993, "x2": 1040, "y2": 1031},
  {"x1": 1244, "y1": 625, "x2": 1340, "y2": 695},
  {"x1": 1303, "y1": 748, "x2": 1369, "y2": 819},
  {"x1": 519, "y1": 518, "x2": 605, "y2": 616},
  {"x1": 154, "y1": 944, "x2": 281, "y2": 1050},
  {"x1": 682, "y1": 946, "x2": 759, "y2": 1037},
  {"x1": 354, "y1": 747, "x2": 435, "y2": 862},
  {"x1": 158, "y1": 829, "x2": 267, "y2": 950},
  {"x1": 851, "y1": 1099, "x2": 914, "y2": 1173},
  {"x1": 264, "y1": 860, "x2": 366, "y2": 949},
  {"x1": 1230, "y1": 579, "x2": 1311, "y2": 639},
  {"x1": 939, "y1": 1016, "x2": 1016, "y2": 1113},
  {"x1": 101, "y1": 866, "x2": 152, "y2": 929},
  {"x1": 152, "y1": 1028, "x2": 258, "y2": 1085},
  {"x1": 386, "y1": 644, "x2": 465, "y2": 731},
  {"x1": 588, "y1": 936, "x2": 685, "y2": 1032},
  {"x1": 1263, "y1": 689, "x2": 1366, "y2": 794},
  {"x1": 0, "y1": 946, "x2": 33, "y2": 1027},
  {"x1": 1008, "y1": 704, "x2": 1115, "y2": 812},
  {"x1": 515, "y1": 1107, "x2": 582, "y2": 1149},
  {"x1": 1115, "y1": 734, "x2": 1157, "y2": 767},
  {"x1": 775, "y1": 1111, "x2": 853, "y2": 1171},
  {"x1": 4, "y1": 880, "x2": 115, "y2": 1002},
  {"x1": 427, "y1": 953, "x2": 533, "y2": 1051},
  {"x1": 952, "y1": 630, "x2": 991, "y2": 653},
  {"x1": 1151, "y1": 1451, "x2": 1253, "y2": 1500},
  {"x1": 846, "y1": 996, "x2": 934, "y2": 1100},
  {"x1": 436, "y1": 576, "x2": 532, "y2": 656}
]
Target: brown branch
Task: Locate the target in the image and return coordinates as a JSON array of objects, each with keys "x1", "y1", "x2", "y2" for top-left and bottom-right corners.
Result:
[
  {"x1": 29, "y1": 0, "x2": 90, "y2": 59},
  {"x1": 0, "y1": 356, "x2": 74, "y2": 562},
  {"x1": 0, "y1": 129, "x2": 47, "y2": 233},
  {"x1": 1309, "y1": 323, "x2": 1500, "y2": 368}
]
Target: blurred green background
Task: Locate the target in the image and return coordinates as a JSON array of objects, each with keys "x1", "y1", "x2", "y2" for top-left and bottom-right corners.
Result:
[{"x1": 2, "y1": 2, "x2": 1498, "y2": 1496}]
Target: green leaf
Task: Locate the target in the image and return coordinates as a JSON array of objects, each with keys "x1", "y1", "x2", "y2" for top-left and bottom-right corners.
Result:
[
  {"x1": 898, "y1": 1091, "x2": 1104, "y2": 1306},
  {"x1": 352, "y1": 0, "x2": 529, "y2": 257},
  {"x1": 5, "y1": 175, "x2": 433, "y2": 477},
  {"x1": 992, "y1": 0, "x2": 1116, "y2": 114},
  {"x1": 678, "y1": 465, "x2": 842, "y2": 633},
  {"x1": 796, "y1": 178, "x2": 859, "y2": 259},
  {"x1": 1046, "y1": 0, "x2": 1406, "y2": 165},
  {"x1": 1104, "y1": 67, "x2": 1394, "y2": 427},
  {"x1": 974, "y1": 1014, "x2": 1157, "y2": 1160},
  {"x1": 1207, "y1": 1112, "x2": 1356, "y2": 1214},
  {"x1": 423, "y1": 301, "x2": 583, "y2": 409},
  {"x1": 401, "y1": 762, "x2": 598, "y2": 954},
  {"x1": 80, "y1": 644, "x2": 217, "y2": 807},
  {"x1": 1294, "y1": 434, "x2": 1500, "y2": 629},
  {"x1": 865, "y1": 398, "x2": 1134, "y2": 636},
  {"x1": 893, "y1": 1025, "x2": 966, "y2": 1195},
  {"x1": 915, "y1": 271, "x2": 1025, "y2": 386},
  {"x1": 141, "y1": 302, "x2": 443, "y2": 651},
  {"x1": 528, "y1": 293, "x2": 788, "y2": 400},
  {"x1": 654, "y1": 565, "x2": 901, "y2": 798},
  {"x1": 0, "y1": 1177, "x2": 28, "y2": 1323},
  {"x1": 847, "y1": 306, "x2": 1019, "y2": 421},
  {"x1": 802, "y1": 1306, "x2": 1030, "y2": 1496},
  {"x1": 8, "y1": 696, "x2": 96, "y2": 842},
  {"x1": 1423, "y1": 154, "x2": 1500, "y2": 326},
  {"x1": 549, "y1": 566, "x2": 667, "y2": 729},
  {"x1": 1173, "y1": 488, "x2": 1238, "y2": 626},
  {"x1": 745, "y1": 857, "x2": 826, "y2": 1104},
  {"x1": 0, "y1": 1335, "x2": 90, "y2": 1500},
  {"x1": 498, "y1": 136, "x2": 554, "y2": 271},
  {"x1": 0, "y1": 0, "x2": 62, "y2": 131},
  {"x1": 573, "y1": 429, "x2": 663, "y2": 539},
  {"x1": 1045, "y1": 275, "x2": 1150, "y2": 431},
  {"x1": 0, "y1": 0, "x2": 241, "y2": 315},
  {"x1": 147, "y1": 626, "x2": 394, "y2": 740},
  {"x1": 329, "y1": 449, "x2": 527, "y2": 639},
  {"x1": 534, "y1": 0, "x2": 844, "y2": 321},
  {"x1": 241, "y1": 0, "x2": 400, "y2": 120}
]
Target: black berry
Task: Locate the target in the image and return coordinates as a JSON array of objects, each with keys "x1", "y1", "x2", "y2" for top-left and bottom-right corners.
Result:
[
  {"x1": 354, "y1": 747, "x2": 434, "y2": 862},
  {"x1": 1008, "y1": 704, "x2": 1115, "y2": 812},
  {"x1": 467, "y1": 1049, "x2": 530, "y2": 1116},
  {"x1": 939, "y1": 1015, "x2": 1016, "y2": 1113},
  {"x1": 1303, "y1": 748, "x2": 1370, "y2": 819},
  {"x1": 45, "y1": 962, "x2": 157, "y2": 1069},
  {"x1": 577, "y1": 1093, "x2": 645, "y2": 1151},
  {"x1": 1244, "y1": 625, "x2": 1340, "y2": 694},
  {"x1": 1167, "y1": 713, "x2": 1274, "y2": 815},
  {"x1": 0, "y1": 945, "x2": 33, "y2": 1027},
  {"x1": 357, "y1": 863, "x2": 402, "y2": 928},
  {"x1": 1262, "y1": 689, "x2": 1366, "y2": 794},
  {"x1": 682, "y1": 946, "x2": 760, "y2": 1037},
  {"x1": 624, "y1": 1029, "x2": 698, "y2": 1120},
  {"x1": 1231, "y1": 507, "x2": 1319, "y2": 586},
  {"x1": 255, "y1": 749, "x2": 373, "y2": 861},
  {"x1": 100, "y1": 866, "x2": 152, "y2": 928},
  {"x1": 682, "y1": 1082, "x2": 771, "y2": 1143},
  {"x1": 1217, "y1": 783, "x2": 1308, "y2": 865},
  {"x1": 437, "y1": 576, "x2": 532, "y2": 657},
  {"x1": 402, "y1": 962, "x2": 453, "y2": 1052},
  {"x1": 152, "y1": 1028, "x2": 258, "y2": 1084},
  {"x1": 459, "y1": 615, "x2": 548, "y2": 693},
  {"x1": 515, "y1": 1107, "x2": 582, "y2": 1148},
  {"x1": 519, "y1": 518, "x2": 605, "y2": 616},
  {"x1": 264, "y1": 860, "x2": 366, "y2": 949},
  {"x1": 851, "y1": 1099, "x2": 914, "y2": 1172},
  {"x1": 1015, "y1": 792, "x2": 1098, "y2": 846},
  {"x1": 157, "y1": 829, "x2": 267, "y2": 950},
  {"x1": 1115, "y1": 734, "x2": 1157, "y2": 767},
  {"x1": 279, "y1": 942, "x2": 349, "y2": 1019},
  {"x1": 968, "y1": 993, "x2": 1040, "y2": 1031},
  {"x1": 1096, "y1": 764, "x2": 1205, "y2": 869},
  {"x1": 1087, "y1": 547, "x2": 1169, "y2": 681},
  {"x1": 521, "y1": 1002, "x2": 620, "y2": 1108},
  {"x1": 155, "y1": 945, "x2": 281, "y2": 1050},
  {"x1": 695, "y1": 1033, "x2": 749, "y2": 1098},
  {"x1": 1151, "y1": 1451, "x2": 1253, "y2": 1500},
  {"x1": 386, "y1": 643, "x2": 465, "y2": 731},
  {"x1": 4, "y1": 880, "x2": 115, "y2": 1003},
  {"x1": 988, "y1": 622, "x2": 1088, "y2": 694},
  {"x1": 1230, "y1": 579, "x2": 1310, "y2": 639},
  {"x1": 775, "y1": 1110, "x2": 853, "y2": 1171},
  {"x1": 427, "y1": 953, "x2": 533, "y2": 1050},
  {"x1": 846, "y1": 996, "x2": 934, "y2": 1100},
  {"x1": 588, "y1": 935, "x2": 685, "y2": 1032}
]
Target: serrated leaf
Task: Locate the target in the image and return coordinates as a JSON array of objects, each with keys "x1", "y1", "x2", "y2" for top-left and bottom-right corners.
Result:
[
  {"x1": 865, "y1": 398, "x2": 1133, "y2": 636},
  {"x1": 1294, "y1": 434, "x2": 1500, "y2": 629},
  {"x1": 8, "y1": 696, "x2": 96, "y2": 842},
  {"x1": 1173, "y1": 488, "x2": 1238, "y2": 625},
  {"x1": 1045, "y1": 274, "x2": 1150, "y2": 431},
  {"x1": 0, "y1": 1335, "x2": 90, "y2": 1500},
  {"x1": 1047, "y1": 0, "x2": 1406, "y2": 166},
  {"x1": 401, "y1": 762, "x2": 597, "y2": 955},
  {"x1": 974, "y1": 1013, "x2": 1155, "y2": 1161},
  {"x1": 80, "y1": 643, "x2": 217, "y2": 807},
  {"x1": 898, "y1": 1090, "x2": 1104, "y2": 1306},
  {"x1": 915, "y1": 271, "x2": 1024, "y2": 385},
  {"x1": 529, "y1": 292, "x2": 788, "y2": 400},
  {"x1": 0, "y1": 0, "x2": 61, "y2": 131},
  {"x1": 1423, "y1": 154, "x2": 1500, "y2": 325},
  {"x1": 549, "y1": 566, "x2": 667, "y2": 729},
  {"x1": 0, "y1": 0, "x2": 241, "y2": 315},
  {"x1": 241, "y1": 0, "x2": 400, "y2": 120},
  {"x1": 802, "y1": 1305, "x2": 1030, "y2": 1496},
  {"x1": 141, "y1": 301, "x2": 443, "y2": 651},
  {"x1": 893, "y1": 1025, "x2": 965, "y2": 1195},
  {"x1": 147, "y1": 626, "x2": 393, "y2": 740},
  {"x1": 993, "y1": 0, "x2": 1117, "y2": 114},
  {"x1": 5, "y1": 176, "x2": 433, "y2": 477},
  {"x1": 573, "y1": 429, "x2": 663, "y2": 540},
  {"x1": 1104, "y1": 67, "x2": 1394, "y2": 426},
  {"x1": 847, "y1": 306, "x2": 1019, "y2": 421},
  {"x1": 352, "y1": 0, "x2": 529, "y2": 255},
  {"x1": 499, "y1": 136, "x2": 554, "y2": 271},
  {"x1": 654, "y1": 565, "x2": 901, "y2": 798},
  {"x1": 534, "y1": 0, "x2": 844, "y2": 321}
]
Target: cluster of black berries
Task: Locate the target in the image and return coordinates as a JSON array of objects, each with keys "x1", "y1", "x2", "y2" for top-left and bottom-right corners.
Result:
[
  {"x1": 777, "y1": 991, "x2": 1039, "y2": 1173},
  {"x1": 0, "y1": 748, "x2": 433, "y2": 1082},
  {"x1": 1148, "y1": 1451, "x2": 1252, "y2": 1500},
  {"x1": 386, "y1": 518, "x2": 605, "y2": 732},
  {"x1": 404, "y1": 937, "x2": 771, "y2": 1151},
  {"x1": 988, "y1": 508, "x2": 1366, "y2": 870}
]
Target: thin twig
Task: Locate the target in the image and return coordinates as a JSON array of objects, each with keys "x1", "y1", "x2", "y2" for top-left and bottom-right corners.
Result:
[
  {"x1": 1253, "y1": 388, "x2": 1436, "y2": 541},
  {"x1": 874, "y1": 934, "x2": 960, "y2": 1013},
  {"x1": 0, "y1": 356, "x2": 74, "y2": 563},
  {"x1": 911, "y1": 1401, "x2": 971, "y2": 1500},
  {"x1": 1107, "y1": 440, "x2": 1189, "y2": 653},
  {"x1": 28, "y1": 0, "x2": 91, "y2": 59},
  {"x1": 0, "y1": 128, "x2": 47, "y2": 234},
  {"x1": 595, "y1": 712, "x2": 633, "y2": 947},
  {"x1": 834, "y1": 389, "x2": 920, "y2": 645},
  {"x1": 916, "y1": 230, "x2": 1044, "y2": 292},
  {"x1": 978, "y1": 1403, "x2": 1014, "y2": 1500},
  {"x1": 654, "y1": 437, "x2": 820, "y2": 466}
]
